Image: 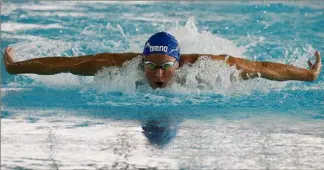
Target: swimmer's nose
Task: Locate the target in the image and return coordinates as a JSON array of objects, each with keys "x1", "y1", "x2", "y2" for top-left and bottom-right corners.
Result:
[{"x1": 155, "y1": 68, "x2": 164, "y2": 78}]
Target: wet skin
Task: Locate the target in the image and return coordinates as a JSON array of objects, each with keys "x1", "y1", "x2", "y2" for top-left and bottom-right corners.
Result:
[{"x1": 144, "y1": 54, "x2": 179, "y2": 89}]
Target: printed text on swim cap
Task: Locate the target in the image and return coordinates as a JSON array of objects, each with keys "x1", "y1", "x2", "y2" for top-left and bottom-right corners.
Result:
[{"x1": 145, "y1": 42, "x2": 168, "y2": 53}]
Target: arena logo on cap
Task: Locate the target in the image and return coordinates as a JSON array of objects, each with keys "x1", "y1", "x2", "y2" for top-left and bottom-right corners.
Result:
[{"x1": 145, "y1": 42, "x2": 168, "y2": 53}]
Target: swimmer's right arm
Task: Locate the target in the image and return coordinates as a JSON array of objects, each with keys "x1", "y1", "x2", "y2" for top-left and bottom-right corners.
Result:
[
  {"x1": 209, "y1": 52, "x2": 322, "y2": 82},
  {"x1": 181, "y1": 53, "x2": 321, "y2": 82},
  {"x1": 3, "y1": 47, "x2": 141, "y2": 76}
]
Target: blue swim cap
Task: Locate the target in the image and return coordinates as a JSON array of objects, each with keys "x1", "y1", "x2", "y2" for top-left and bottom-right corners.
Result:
[{"x1": 143, "y1": 32, "x2": 180, "y2": 62}]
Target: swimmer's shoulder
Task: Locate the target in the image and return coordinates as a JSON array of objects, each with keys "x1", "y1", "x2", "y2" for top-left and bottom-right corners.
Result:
[
  {"x1": 179, "y1": 54, "x2": 227, "y2": 66},
  {"x1": 179, "y1": 54, "x2": 200, "y2": 66}
]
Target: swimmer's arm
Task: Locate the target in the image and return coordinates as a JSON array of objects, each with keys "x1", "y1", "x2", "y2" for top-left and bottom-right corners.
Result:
[
  {"x1": 209, "y1": 52, "x2": 322, "y2": 82},
  {"x1": 3, "y1": 47, "x2": 141, "y2": 76}
]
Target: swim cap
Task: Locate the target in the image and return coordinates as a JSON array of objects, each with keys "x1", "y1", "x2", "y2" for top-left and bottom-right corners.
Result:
[{"x1": 143, "y1": 32, "x2": 180, "y2": 62}]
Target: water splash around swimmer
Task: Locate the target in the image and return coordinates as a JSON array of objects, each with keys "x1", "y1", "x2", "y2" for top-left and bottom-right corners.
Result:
[{"x1": 6, "y1": 17, "x2": 318, "y2": 96}]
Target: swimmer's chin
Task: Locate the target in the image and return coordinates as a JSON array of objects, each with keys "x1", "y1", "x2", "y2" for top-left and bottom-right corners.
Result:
[{"x1": 151, "y1": 82, "x2": 167, "y2": 89}]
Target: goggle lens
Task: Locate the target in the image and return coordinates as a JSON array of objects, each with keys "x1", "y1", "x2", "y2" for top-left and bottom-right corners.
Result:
[
  {"x1": 147, "y1": 63, "x2": 157, "y2": 70},
  {"x1": 145, "y1": 61, "x2": 175, "y2": 70},
  {"x1": 161, "y1": 62, "x2": 175, "y2": 70}
]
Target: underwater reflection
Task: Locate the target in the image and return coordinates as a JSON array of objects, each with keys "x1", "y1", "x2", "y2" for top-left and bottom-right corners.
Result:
[{"x1": 141, "y1": 117, "x2": 180, "y2": 147}]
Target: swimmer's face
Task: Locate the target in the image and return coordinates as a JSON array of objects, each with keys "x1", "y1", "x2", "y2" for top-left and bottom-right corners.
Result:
[{"x1": 144, "y1": 54, "x2": 179, "y2": 89}]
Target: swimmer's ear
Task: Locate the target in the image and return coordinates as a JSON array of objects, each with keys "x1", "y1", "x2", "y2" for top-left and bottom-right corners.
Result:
[
  {"x1": 176, "y1": 61, "x2": 180, "y2": 69},
  {"x1": 137, "y1": 55, "x2": 145, "y2": 72}
]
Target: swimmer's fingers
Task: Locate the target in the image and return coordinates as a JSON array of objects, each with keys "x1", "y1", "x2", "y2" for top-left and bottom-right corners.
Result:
[
  {"x1": 5, "y1": 47, "x2": 13, "y2": 54},
  {"x1": 308, "y1": 61, "x2": 313, "y2": 68},
  {"x1": 4, "y1": 47, "x2": 14, "y2": 64},
  {"x1": 315, "y1": 51, "x2": 321, "y2": 63},
  {"x1": 313, "y1": 51, "x2": 321, "y2": 71},
  {"x1": 308, "y1": 51, "x2": 322, "y2": 81},
  {"x1": 307, "y1": 51, "x2": 321, "y2": 70}
]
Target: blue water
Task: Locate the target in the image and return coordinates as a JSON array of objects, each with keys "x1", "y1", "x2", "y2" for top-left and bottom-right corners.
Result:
[{"x1": 1, "y1": 1, "x2": 324, "y2": 169}]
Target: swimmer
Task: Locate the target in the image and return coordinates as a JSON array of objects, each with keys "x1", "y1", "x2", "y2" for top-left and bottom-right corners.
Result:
[{"x1": 3, "y1": 32, "x2": 322, "y2": 89}]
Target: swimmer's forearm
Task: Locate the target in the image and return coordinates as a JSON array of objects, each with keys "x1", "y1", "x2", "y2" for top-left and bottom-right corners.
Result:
[
  {"x1": 6, "y1": 58, "x2": 75, "y2": 75},
  {"x1": 230, "y1": 58, "x2": 318, "y2": 81},
  {"x1": 258, "y1": 62, "x2": 317, "y2": 81}
]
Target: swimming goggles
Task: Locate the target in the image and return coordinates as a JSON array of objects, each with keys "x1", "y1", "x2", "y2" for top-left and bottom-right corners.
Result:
[{"x1": 144, "y1": 60, "x2": 176, "y2": 70}]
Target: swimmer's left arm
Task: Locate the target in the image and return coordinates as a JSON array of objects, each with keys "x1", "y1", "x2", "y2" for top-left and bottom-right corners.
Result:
[
  {"x1": 3, "y1": 47, "x2": 141, "y2": 76},
  {"x1": 216, "y1": 51, "x2": 322, "y2": 82}
]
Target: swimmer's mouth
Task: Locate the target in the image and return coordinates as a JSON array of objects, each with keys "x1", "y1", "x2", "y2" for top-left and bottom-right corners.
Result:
[{"x1": 154, "y1": 82, "x2": 164, "y2": 88}]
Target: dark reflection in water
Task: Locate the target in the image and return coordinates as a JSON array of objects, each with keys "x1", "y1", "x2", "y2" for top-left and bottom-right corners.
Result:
[{"x1": 141, "y1": 117, "x2": 180, "y2": 147}]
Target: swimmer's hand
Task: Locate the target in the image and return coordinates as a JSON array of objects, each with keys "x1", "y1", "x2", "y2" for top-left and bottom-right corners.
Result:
[
  {"x1": 307, "y1": 51, "x2": 322, "y2": 81},
  {"x1": 4, "y1": 47, "x2": 15, "y2": 73}
]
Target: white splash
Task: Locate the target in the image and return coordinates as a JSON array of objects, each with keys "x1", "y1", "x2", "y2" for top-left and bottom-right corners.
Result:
[
  {"x1": 93, "y1": 56, "x2": 145, "y2": 94},
  {"x1": 1, "y1": 22, "x2": 65, "y2": 32},
  {"x1": 168, "y1": 17, "x2": 248, "y2": 57}
]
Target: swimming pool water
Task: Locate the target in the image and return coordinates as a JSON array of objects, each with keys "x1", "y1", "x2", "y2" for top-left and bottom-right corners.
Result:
[{"x1": 1, "y1": 1, "x2": 324, "y2": 169}]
